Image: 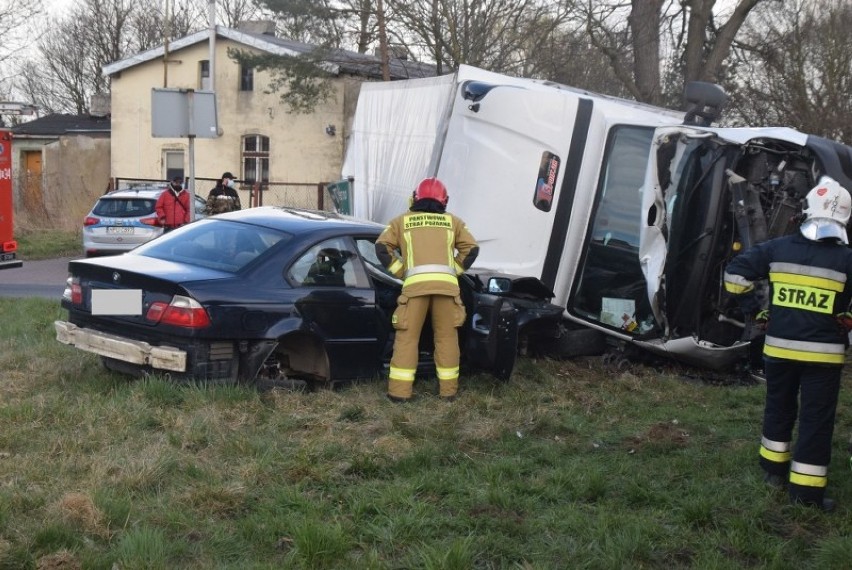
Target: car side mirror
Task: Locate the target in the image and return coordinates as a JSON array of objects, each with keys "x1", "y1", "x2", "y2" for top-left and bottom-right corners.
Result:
[{"x1": 488, "y1": 277, "x2": 512, "y2": 294}]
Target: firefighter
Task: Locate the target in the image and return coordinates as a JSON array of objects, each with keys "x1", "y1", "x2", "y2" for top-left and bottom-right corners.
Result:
[
  {"x1": 375, "y1": 177, "x2": 479, "y2": 401},
  {"x1": 724, "y1": 175, "x2": 852, "y2": 512}
]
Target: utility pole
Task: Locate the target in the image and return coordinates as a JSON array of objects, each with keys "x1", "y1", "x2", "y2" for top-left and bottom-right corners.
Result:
[{"x1": 376, "y1": 0, "x2": 390, "y2": 81}]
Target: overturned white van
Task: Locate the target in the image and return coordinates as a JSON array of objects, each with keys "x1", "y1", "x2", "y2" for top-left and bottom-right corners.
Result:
[{"x1": 342, "y1": 65, "x2": 852, "y2": 370}]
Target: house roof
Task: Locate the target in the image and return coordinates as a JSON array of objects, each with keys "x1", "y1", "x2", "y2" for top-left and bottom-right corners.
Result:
[
  {"x1": 11, "y1": 113, "x2": 111, "y2": 137},
  {"x1": 102, "y1": 26, "x2": 438, "y2": 80}
]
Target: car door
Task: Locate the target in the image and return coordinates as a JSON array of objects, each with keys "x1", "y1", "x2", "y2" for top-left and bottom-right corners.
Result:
[
  {"x1": 354, "y1": 236, "x2": 521, "y2": 380},
  {"x1": 288, "y1": 235, "x2": 384, "y2": 379},
  {"x1": 459, "y1": 277, "x2": 519, "y2": 380}
]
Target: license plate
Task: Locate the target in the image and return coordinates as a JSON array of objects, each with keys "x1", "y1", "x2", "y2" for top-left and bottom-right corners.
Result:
[
  {"x1": 91, "y1": 289, "x2": 143, "y2": 315},
  {"x1": 0, "y1": 252, "x2": 13, "y2": 262},
  {"x1": 106, "y1": 226, "x2": 135, "y2": 235}
]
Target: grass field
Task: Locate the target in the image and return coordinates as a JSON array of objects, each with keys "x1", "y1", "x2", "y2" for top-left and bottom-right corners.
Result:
[
  {"x1": 2, "y1": 298, "x2": 852, "y2": 569},
  {"x1": 15, "y1": 229, "x2": 81, "y2": 260}
]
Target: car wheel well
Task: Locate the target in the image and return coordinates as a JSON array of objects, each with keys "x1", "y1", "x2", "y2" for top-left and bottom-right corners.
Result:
[{"x1": 272, "y1": 332, "x2": 329, "y2": 383}]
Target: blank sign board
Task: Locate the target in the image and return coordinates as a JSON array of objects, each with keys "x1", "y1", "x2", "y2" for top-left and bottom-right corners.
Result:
[{"x1": 152, "y1": 88, "x2": 219, "y2": 138}]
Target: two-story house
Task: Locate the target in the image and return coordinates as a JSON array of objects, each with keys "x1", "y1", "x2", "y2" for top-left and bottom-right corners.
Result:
[{"x1": 103, "y1": 21, "x2": 437, "y2": 206}]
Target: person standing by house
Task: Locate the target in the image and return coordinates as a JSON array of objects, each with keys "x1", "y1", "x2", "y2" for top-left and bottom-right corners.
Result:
[
  {"x1": 206, "y1": 171, "x2": 242, "y2": 215},
  {"x1": 724, "y1": 175, "x2": 852, "y2": 512},
  {"x1": 155, "y1": 176, "x2": 191, "y2": 232},
  {"x1": 375, "y1": 177, "x2": 479, "y2": 402}
]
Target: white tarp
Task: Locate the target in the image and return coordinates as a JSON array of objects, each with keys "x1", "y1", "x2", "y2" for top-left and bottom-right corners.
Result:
[{"x1": 342, "y1": 74, "x2": 457, "y2": 223}]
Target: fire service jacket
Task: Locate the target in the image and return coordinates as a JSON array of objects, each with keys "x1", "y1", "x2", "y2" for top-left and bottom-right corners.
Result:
[
  {"x1": 376, "y1": 207, "x2": 479, "y2": 297},
  {"x1": 724, "y1": 232, "x2": 852, "y2": 365}
]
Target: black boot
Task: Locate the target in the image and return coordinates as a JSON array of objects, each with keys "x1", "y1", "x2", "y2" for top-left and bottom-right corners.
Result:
[
  {"x1": 791, "y1": 496, "x2": 836, "y2": 512},
  {"x1": 763, "y1": 472, "x2": 786, "y2": 490}
]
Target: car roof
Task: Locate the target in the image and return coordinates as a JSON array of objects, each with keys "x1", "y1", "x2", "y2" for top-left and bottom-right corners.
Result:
[
  {"x1": 101, "y1": 186, "x2": 168, "y2": 199},
  {"x1": 214, "y1": 206, "x2": 386, "y2": 235}
]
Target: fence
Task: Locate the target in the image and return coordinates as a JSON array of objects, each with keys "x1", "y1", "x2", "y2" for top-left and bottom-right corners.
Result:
[{"x1": 114, "y1": 177, "x2": 336, "y2": 212}]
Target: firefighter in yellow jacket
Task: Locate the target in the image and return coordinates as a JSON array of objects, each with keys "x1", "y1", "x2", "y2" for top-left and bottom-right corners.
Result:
[{"x1": 376, "y1": 177, "x2": 479, "y2": 401}]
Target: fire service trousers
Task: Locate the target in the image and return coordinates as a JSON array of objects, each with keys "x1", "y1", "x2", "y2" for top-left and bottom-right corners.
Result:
[
  {"x1": 760, "y1": 358, "x2": 842, "y2": 505},
  {"x1": 388, "y1": 294, "x2": 463, "y2": 400}
]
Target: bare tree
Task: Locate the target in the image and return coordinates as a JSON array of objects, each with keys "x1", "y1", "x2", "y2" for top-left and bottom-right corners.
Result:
[
  {"x1": 584, "y1": 0, "x2": 769, "y2": 107},
  {"x1": 728, "y1": 0, "x2": 852, "y2": 139},
  {"x1": 14, "y1": 0, "x2": 227, "y2": 114},
  {"x1": 216, "y1": 0, "x2": 267, "y2": 28},
  {"x1": 0, "y1": 0, "x2": 44, "y2": 68},
  {"x1": 384, "y1": 0, "x2": 575, "y2": 77}
]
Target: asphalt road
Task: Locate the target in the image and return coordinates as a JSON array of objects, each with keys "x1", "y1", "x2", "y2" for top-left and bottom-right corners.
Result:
[{"x1": 0, "y1": 257, "x2": 74, "y2": 299}]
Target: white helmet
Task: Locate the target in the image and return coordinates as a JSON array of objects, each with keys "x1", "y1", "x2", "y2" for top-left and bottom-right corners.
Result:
[{"x1": 800, "y1": 176, "x2": 851, "y2": 244}]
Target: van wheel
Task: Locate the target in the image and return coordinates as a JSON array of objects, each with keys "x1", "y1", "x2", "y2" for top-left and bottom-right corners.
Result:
[{"x1": 545, "y1": 328, "x2": 607, "y2": 359}]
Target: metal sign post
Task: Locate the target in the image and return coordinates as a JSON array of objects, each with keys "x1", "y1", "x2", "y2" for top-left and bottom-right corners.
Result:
[{"x1": 151, "y1": 88, "x2": 219, "y2": 220}]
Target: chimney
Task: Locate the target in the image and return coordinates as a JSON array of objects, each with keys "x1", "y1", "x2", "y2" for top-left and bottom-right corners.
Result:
[
  {"x1": 373, "y1": 45, "x2": 408, "y2": 60},
  {"x1": 90, "y1": 93, "x2": 111, "y2": 117},
  {"x1": 237, "y1": 20, "x2": 276, "y2": 36}
]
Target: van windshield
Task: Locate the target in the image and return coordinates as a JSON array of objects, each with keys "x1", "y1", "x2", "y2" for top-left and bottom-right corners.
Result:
[{"x1": 570, "y1": 126, "x2": 656, "y2": 333}]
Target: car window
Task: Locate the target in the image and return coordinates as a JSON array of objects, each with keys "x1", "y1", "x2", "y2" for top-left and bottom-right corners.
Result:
[
  {"x1": 93, "y1": 198, "x2": 157, "y2": 217},
  {"x1": 288, "y1": 237, "x2": 370, "y2": 288},
  {"x1": 131, "y1": 218, "x2": 291, "y2": 272},
  {"x1": 355, "y1": 237, "x2": 400, "y2": 283}
]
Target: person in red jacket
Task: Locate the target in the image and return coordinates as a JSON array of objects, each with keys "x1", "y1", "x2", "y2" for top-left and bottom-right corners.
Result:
[{"x1": 155, "y1": 176, "x2": 191, "y2": 232}]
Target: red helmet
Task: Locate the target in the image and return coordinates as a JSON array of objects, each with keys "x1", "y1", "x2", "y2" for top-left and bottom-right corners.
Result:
[{"x1": 414, "y1": 177, "x2": 448, "y2": 206}]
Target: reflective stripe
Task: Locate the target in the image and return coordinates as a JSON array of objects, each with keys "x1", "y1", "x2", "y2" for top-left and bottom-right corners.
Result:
[
  {"x1": 389, "y1": 367, "x2": 416, "y2": 382},
  {"x1": 771, "y1": 272, "x2": 845, "y2": 293},
  {"x1": 388, "y1": 259, "x2": 403, "y2": 275},
  {"x1": 791, "y1": 461, "x2": 828, "y2": 477},
  {"x1": 789, "y1": 471, "x2": 828, "y2": 488},
  {"x1": 446, "y1": 228, "x2": 455, "y2": 270},
  {"x1": 404, "y1": 231, "x2": 415, "y2": 272},
  {"x1": 760, "y1": 446, "x2": 791, "y2": 463},
  {"x1": 724, "y1": 272, "x2": 753, "y2": 294},
  {"x1": 403, "y1": 213, "x2": 453, "y2": 230},
  {"x1": 405, "y1": 264, "x2": 456, "y2": 278},
  {"x1": 771, "y1": 281, "x2": 836, "y2": 314},
  {"x1": 769, "y1": 262, "x2": 847, "y2": 287},
  {"x1": 761, "y1": 436, "x2": 790, "y2": 453},
  {"x1": 763, "y1": 335, "x2": 846, "y2": 364},
  {"x1": 768, "y1": 262, "x2": 845, "y2": 314},
  {"x1": 436, "y1": 366, "x2": 459, "y2": 380},
  {"x1": 403, "y1": 273, "x2": 459, "y2": 287}
]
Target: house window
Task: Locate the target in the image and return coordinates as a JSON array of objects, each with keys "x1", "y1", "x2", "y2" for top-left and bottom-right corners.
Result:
[
  {"x1": 164, "y1": 150, "x2": 184, "y2": 182},
  {"x1": 240, "y1": 64, "x2": 254, "y2": 91},
  {"x1": 242, "y1": 135, "x2": 269, "y2": 184},
  {"x1": 199, "y1": 60, "x2": 210, "y2": 90}
]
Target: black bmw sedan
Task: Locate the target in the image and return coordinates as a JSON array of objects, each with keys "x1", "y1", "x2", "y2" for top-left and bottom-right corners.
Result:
[{"x1": 56, "y1": 207, "x2": 564, "y2": 388}]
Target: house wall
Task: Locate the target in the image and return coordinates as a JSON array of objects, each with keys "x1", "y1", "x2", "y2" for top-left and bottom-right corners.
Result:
[
  {"x1": 13, "y1": 135, "x2": 110, "y2": 232},
  {"x1": 109, "y1": 39, "x2": 346, "y2": 190}
]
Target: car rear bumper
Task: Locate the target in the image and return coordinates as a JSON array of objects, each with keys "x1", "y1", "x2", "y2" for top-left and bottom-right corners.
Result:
[{"x1": 55, "y1": 320, "x2": 187, "y2": 372}]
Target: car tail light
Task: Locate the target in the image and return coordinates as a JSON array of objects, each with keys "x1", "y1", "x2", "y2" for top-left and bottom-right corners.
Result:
[
  {"x1": 64, "y1": 277, "x2": 82, "y2": 305},
  {"x1": 140, "y1": 217, "x2": 159, "y2": 226},
  {"x1": 84, "y1": 216, "x2": 100, "y2": 226},
  {"x1": 146, "y1": 295, "x2": 210, "y2": 328},
  {"x1": 2, "y1": 240, "x2": 16, "y2": 253}
]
